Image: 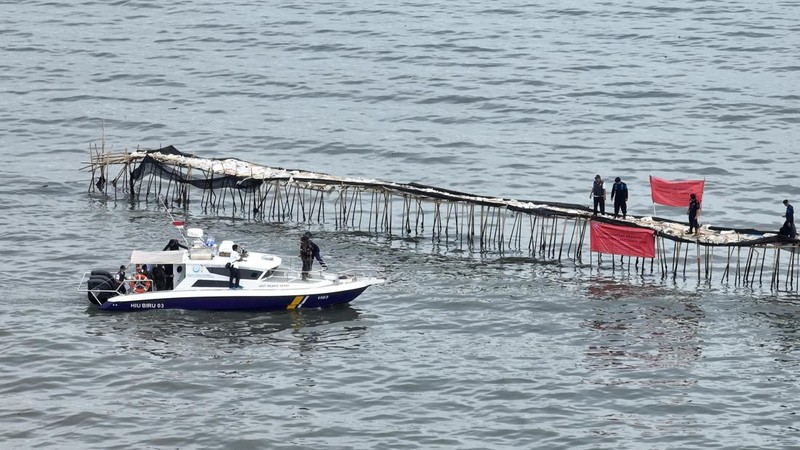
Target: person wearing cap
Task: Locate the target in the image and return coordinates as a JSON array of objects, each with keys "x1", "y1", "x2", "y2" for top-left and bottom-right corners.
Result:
[
  {"x1": 782, "y1": 199, "x2": 796, "y2": 238},
  {"x1": 115, "y1": 265, "x2": 127, "y2": 294},
  {"x1": 589, "y1": 175, "x2": 606, "y2": 216},
  {"x1": 610, "y1": 176, "x2": 628, "y2": 219},
  {"x1": 687, "y1": 193, "x2": 701, "y2": 234}
]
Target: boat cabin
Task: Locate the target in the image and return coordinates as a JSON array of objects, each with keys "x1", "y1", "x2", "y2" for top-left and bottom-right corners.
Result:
[{"x1": 129, "y1": 228, "x2": 282, "y2": 291}]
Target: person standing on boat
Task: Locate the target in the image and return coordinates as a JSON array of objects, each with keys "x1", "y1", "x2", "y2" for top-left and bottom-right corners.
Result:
[
  {"x1": 163, "y1": 239, "x2": 188, "y2": 251},
  {"x1": 228, "y1": 244, "x2": 242, "y2": 289},
  {"x1": 116, "y1": 265, "x2": 127, "y2": 294},
  {"x1": 782, "y1": 199, "x2": 796, "y2": 238},
  {"x1": 161, "y1": 239, "x2": 187, "y2": 289},
  {"x1": 300, "y1": 231, "x2": 328, "y2": 280},
  {"x1": 300, "y1": 234, "x2": 314, "y2": 280},
  {"x1": 152, "y1": 264, "x2": 168, "y2": 291},
  {"x1": 687, "y1": 193, "x2": 701, "y2": 234},
  {"x1": 589, "y1": 174, "x2": 606, "y2": 216},
  {"x1": 610, "y1": 176, "x2": 628, "y2": 219}
]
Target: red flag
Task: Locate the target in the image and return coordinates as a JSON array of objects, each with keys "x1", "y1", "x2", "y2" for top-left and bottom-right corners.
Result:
[
  {"x1": 172, "y1": 220, "x2": 185, "y2": 230},
  {"x1": 650, "y1": 176, "x2": 704, "y2": 207},
  {"x1": 590, "y1": 221, "x2": 655, "y2": 258}
]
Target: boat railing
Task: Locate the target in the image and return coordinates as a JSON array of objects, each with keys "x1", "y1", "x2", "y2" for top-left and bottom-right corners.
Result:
[
  {"x1": 273, "y1": 258, "x2": 326, "y2": 282},
  {"x1": 77, "y1": 272, "x2": 117, "y2": 292},
  {"x1": 280, "y1": 256, "x2": 384, "y2": 282},
  {"x1": 77, "y1": 271, "x2": 128, "y2": 304}
]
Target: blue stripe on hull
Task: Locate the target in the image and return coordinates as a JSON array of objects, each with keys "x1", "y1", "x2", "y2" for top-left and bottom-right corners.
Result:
[{"x1": 99, "y1": 286, "x2": 369, "y2": 312}]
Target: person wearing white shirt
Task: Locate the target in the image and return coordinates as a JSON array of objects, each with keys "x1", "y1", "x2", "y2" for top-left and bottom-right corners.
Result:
[{"x1": 228, "y1": 244, "x2": 242, "y2": 289}]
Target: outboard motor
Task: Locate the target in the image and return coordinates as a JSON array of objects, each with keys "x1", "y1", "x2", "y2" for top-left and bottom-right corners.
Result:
[{"x1": 87, "y1": 270, "x2": 120, "y2": 305}]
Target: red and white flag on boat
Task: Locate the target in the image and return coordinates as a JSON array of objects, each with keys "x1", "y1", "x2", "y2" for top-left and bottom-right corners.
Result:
[
  {"x1": 650, "y1": 176, "x2": 704, "y2": 207},
  {"x1": 590, "y1": 220, "x2": 655, "y2": 258},
  {"x1": 172, "y1": 220, "x2": 185, "y2": 230}
]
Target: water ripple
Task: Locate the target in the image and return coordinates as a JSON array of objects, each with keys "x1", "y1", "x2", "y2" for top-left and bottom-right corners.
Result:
[{"x1": 2, "y1": 0, "x2": 800, "y2": 448}]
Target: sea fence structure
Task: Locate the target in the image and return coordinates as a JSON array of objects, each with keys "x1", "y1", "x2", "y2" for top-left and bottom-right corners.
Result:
[{"x1": 84, "y1": 145, "x2": 800, "y2": 292}]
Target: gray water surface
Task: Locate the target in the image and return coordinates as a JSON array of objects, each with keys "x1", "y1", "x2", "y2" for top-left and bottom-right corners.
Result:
[{"x1": 1, "y1": 1, "x2": 799, "y2": 448}]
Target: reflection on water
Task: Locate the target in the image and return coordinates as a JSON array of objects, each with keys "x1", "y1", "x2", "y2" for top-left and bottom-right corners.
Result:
[
  {"x1": 83, "y1": 304, "x2": 365, "y2": 359},
  {"x1": 582, "y1": 280, "x2": 704, "y2": 374}
]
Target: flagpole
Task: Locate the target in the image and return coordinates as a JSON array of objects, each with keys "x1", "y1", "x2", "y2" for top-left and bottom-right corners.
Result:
[
  {"x1": 649, "y1": 175, "x2": 657, "y2": 217},
  {"x1": 699, "y1": 177, "x2": 706, "y2": 230},
  {"x1": 160, "y1": 196, "x2": 190, "y2": 247}
]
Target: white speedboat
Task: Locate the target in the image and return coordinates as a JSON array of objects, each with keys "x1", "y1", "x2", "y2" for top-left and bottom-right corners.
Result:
[{"x1": 78, "y1": 228, "x2": 384, "y2": 311}]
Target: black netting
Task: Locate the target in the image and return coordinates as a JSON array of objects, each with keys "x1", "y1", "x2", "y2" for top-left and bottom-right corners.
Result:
[
  {"x1": 125, "y1": 147, "x2": 793, "y2": 246},
  {"x1": 131, "y1": 154, "x2": 264, "y2": 192}
]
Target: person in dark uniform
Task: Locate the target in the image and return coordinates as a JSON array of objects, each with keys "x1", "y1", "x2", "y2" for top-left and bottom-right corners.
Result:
[
  {"x1": 152, "y1": 264, "x2": 168, "y2": 291},
  {"x1": 610, "y1": 176, "x2": 628, "y2": 219},
  {"x1": 162, "y1": 239, "x2": 187, "y2": 289},
  {"x1": 163, "y1": 239, "x2": 188, "y2": 251},
  {"x1": 300, "y1": 234, "x2": 314, "y2": 280},
  {"x1": 115, "y1": 265, "x2": 127, "y2": 294},
  {"x1": 304, "y1": 232, "x2": 327, "y2": 270},
  {"x1": 589, "y1": 175, "x2": 606, "y2": 216},
  {"x1": 687, "y1": 193, "x2": 701, "y2": 234},
  {"x1": 782, "y1": 199, "x2": 796, "y2": 238}
]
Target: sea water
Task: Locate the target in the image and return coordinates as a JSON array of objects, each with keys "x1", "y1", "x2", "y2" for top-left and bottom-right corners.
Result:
[{"x1": 1, "y1": 1, "x2": 799, "y2": 448}]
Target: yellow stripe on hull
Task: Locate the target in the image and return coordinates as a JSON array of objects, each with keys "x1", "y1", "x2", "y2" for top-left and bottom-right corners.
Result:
[{"x1": 287, "y1": 295, "x2": 306, "y2": 310}]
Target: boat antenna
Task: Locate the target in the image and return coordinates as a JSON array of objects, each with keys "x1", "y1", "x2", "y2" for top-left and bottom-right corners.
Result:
[{"x1": 160, "y1": 196, "x2": 190, "y2": 248}]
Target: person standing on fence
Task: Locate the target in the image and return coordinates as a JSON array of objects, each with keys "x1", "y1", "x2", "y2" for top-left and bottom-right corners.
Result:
[
  {"x1": 687, "y1": 193, "x2": 701, "y2": 234},
  {"x1": 611, "y1": 176, "x2": 628, "y2": 219},
  {"x1": 590, "y1": 175, "x2": 606, "y2": 216},
  {"x1": 782, "y1": 199, "x2": 796, "y2": 238}
]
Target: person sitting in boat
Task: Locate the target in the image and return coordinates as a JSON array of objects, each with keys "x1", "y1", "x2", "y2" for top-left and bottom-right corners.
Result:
[
  {"x1": 130, "y1": 264, "x2": 153, "y2": 293},
  {"x1": 163, "y1": 239, "x2": 188, "y2": 251},
  {"x1": 227, "y1": 244, "x2": 243, "y2": 289},
  {"x1": 137, "y1": 264, "x2": 152, "y2": 278}
]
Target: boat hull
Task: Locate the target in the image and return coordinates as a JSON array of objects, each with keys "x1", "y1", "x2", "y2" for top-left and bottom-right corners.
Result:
[{"x1": 98, "y1": 285, "x2": 371, "y2": 311}]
